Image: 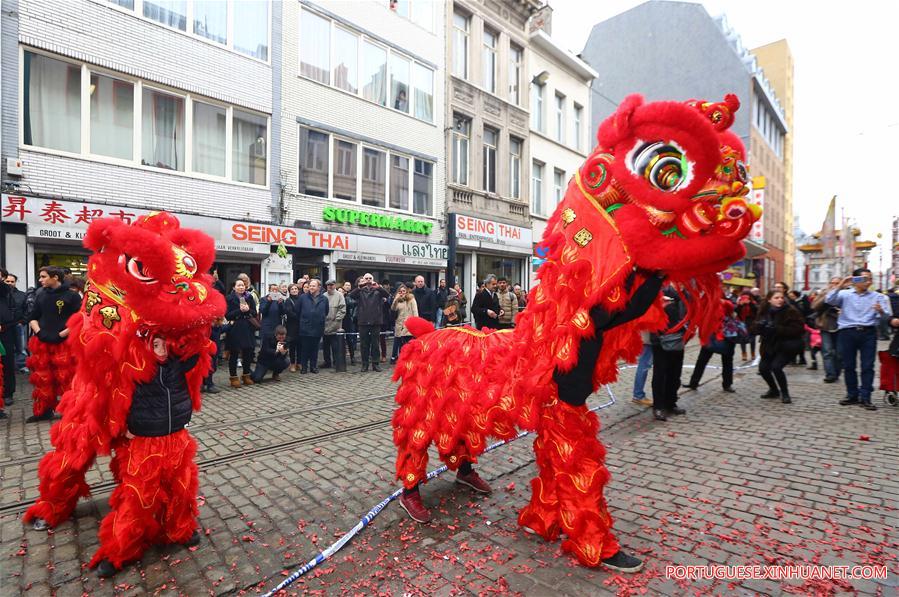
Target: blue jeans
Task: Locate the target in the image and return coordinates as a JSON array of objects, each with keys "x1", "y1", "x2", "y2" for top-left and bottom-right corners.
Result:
[
  {"x1": 436, "y1": 308, "x2": 444, "y2": 328},
  {"x1": 837, "y1": 327, "x2": 877, "y2": 401},
  {"x1": 633, "y1": 344, "x2": 653, "y2": 399},
  {"x1": 14, "y1": 323, "x2": 27, "y2": 369},
  {"x1": 820, "y1": 330, "x2": 841, "y2": 380}
]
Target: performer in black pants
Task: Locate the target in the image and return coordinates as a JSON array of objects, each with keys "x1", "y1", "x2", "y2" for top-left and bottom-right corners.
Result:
[{"x1": 650, "y1": 284, "x2": 687, "y2": 421}]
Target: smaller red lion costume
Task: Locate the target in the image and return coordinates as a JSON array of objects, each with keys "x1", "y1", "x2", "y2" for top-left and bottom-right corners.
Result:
[
  {"x1": 23, "y1": 212, "x2": 224, "y2": 572},
  {"x1": 26, "y1": 337, "x2": 76, "y2": 416},
  {"x1": 393, "y1": 94, "x2": 760, "y2": 568}
]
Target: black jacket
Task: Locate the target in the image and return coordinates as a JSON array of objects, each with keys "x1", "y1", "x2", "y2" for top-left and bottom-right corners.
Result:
[
  {"x1": 343, "y1": 293, "x2": 357, "y2": 333},
  {"x1": 8, "y1": 287, "x2": 26, "y2": 323},
  {"x1": 436, "y1": 287, "x2": 449, "y2": 309},
  {"x1": 225, "y1": 291, "x2": 259, "y2": 350},
  {"x1": 471, "y1": 288, "x2": 500, "y2": 330},
  {"x1": 650, "y1": 286, "x2": 687, "y2": 346},
  {"x1": 29, "y1": 283, "x2": 81, "y2": 344},
  {"x1": 413, "y1": 287, "x2": 438, "y2": 322},
  {"x1": 257, "y1": 335, "x2": 290, "y2": 369},
  {"x1": 284, "y1": 295, "x2": 302, "y2": 341},
  {"x1": 260, "y1": 295, "x2": 285, "y2": 337},
  {"x1": 349, "y1": 285, "x2": 389, "y2": 326},
  {"x1": 127, "y1": 354, "x2": 199, "y2": 437},
  {"x1": 752, "y1": 305, "x2": 804, "y2": 357},
  {"x1": 554, "y1": 273, "x2": 664, "y2": 406},
  {"x1": 0, "y1": 283, "x2": 17, "y2": 339}
]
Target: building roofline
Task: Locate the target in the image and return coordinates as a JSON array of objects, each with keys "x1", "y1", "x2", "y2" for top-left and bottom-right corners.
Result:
[{"x1": 529, "y1": 30, "x2": 598, "y2": 81}]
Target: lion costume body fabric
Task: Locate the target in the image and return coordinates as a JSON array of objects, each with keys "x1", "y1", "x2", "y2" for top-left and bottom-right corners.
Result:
[
  {"x1": 23, "y1": 212, "x2": 224, "y2": 570},
  {"x1": 393, "y1": 95, "x2": 760, "y2": 567}
]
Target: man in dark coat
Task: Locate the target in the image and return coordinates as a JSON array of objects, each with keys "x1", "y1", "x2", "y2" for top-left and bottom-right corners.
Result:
[
  {"x1": 0, "y1": 268, "x2": 19, "y2": 418},
  {"x1": 349, "y1": 273, "x2": 390, "y2": 372},
  {"x1": 297, "y1": 279, "x2": 328, "y2": 373},
  {"x1": 4, "y1": 273, "x2": 28, "y2": 372},
  {"x1": 471, "y1": 274, "x2": 502, "y2": 330},
  {"x1": 412, "y1": 276, "x2": 437, "y2": 324}
]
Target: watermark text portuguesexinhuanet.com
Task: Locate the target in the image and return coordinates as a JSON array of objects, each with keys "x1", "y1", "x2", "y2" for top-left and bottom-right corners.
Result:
[{"x1": 665, "y1": 565, "x2": 888, "y2": 581}]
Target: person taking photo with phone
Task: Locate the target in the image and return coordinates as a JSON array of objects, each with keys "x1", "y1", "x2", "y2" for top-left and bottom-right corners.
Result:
[{"x1": 825, "y1": 268, "x2": 894, "y2": 410}]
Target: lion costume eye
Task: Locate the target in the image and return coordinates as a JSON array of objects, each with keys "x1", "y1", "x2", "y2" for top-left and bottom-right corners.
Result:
[
  {"x1": 735, "y1": 160, "x2": 748, "y2": 184},
  {"x1": 126, "y1": 256, "x2": 156, "y2": 283},
  {"x1": 631, "y1": 142, "x2": 689, "y2": 192}
]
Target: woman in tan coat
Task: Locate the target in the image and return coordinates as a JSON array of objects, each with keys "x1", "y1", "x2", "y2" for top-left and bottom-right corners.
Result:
[{"x1": 390, "y1": 284, "x2": 419, "y2": 364}]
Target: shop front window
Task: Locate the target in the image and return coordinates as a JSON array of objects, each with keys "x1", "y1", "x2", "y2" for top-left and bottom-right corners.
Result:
[
  {"x1": 35, "y1": 252, "x2": 89, "y2": 277},
  {"x1": 476, "y1": 254, "x2": 523, "y2": 288}
]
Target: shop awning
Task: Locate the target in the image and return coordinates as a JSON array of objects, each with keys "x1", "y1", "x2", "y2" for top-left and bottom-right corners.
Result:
[{"x1": 743, "y1": 239, "x2": 767, "y2": 259}]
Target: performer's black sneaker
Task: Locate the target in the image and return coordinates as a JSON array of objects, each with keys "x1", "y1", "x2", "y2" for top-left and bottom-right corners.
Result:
[
  {"x1": 32, "y1": 518, "x2": 49, "y2": 531},
  {"x1": 183, "y1": 529, "x2": 201, "y2": 547},
  {"x1": 601, "y1": 550, "x2": 643, "y2": 573},
  {"x1": 96, "y1": 559, "x2": 118, "y2": 578},
  {"x1": 25, "y1": 411, "x2": 54, "y2": 423},
  {"x1": 667, "y1": 406, "x2": 686, "y2": 416}
]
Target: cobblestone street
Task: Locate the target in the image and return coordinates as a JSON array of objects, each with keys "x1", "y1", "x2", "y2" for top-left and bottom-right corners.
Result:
[{"x1": 1, "y1": 342, "x2": 897, "y2": 596}]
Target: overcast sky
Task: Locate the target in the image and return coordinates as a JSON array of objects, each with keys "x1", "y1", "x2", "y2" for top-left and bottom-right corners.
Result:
[{"x1": 549, "y1": 0, "x2": 897, "y2": 274}]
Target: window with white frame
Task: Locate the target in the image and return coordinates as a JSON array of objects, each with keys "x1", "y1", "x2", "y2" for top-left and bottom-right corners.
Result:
[
  {"x1": 333, "y1": 139, "x2": 357, "y2": 200},
  {"x1": 392, "y1": 0, "x2": 434, "y2": 32},
  {"x1": 141, "y1": 87, "x2": 185, "y2": 171},
  {"x1": 298, "y1": 127, "x2": 329, "y2": 197},
  {"x1": 452, "y1": 10, "x2": 469, "y2": 79},
  {"x1": 362, "y1": 147, "x2": 387, "y2": 207},
  {"x1": 333, "y1": 26, "x2": 358, "y2": 94},
  {"x1": 193, "y1": 0, "x2": 226, "y2": 44},
  {"x1": 144, "y1": 0, "x2": 186, "y2": 31},
  {"x1": 390, "y1": 53, "x2": 411, "y2": 114},
  {"x1": 232, "y1": 110, "x2": 267, "y2": 185},
  {"x1": 300, "y1": 8, "x2": 330, "y2": 84},
  {"x1": 192, "y1": 101, "x2": 226, "y2": 177},
  {"x1": 483, "y1": 127, "x2": 497, "y2": 193},
  {"x1": 555, "y1": 92, "x2": 565, "y2": 144},
  {"x1": 532, "y1": 160, "x2": 544, "y2": 215},
  {"x1": 509, "y1": 137, "x2": 522, "y2": 199},
  {"x1": 297, "y1": 9, "x2": 435, "y2": 122},
  {"x1": 233, "y1": 0, "x2": 269, "y2": 60},
  {"x1": 23, "y1": 49, "x2": 269, "y2": 185},
  {"x1": 532, "y1": 83, "x2": 544, "y2": 132},
  {"x1": 361, "y1": 40, "x2": 388, "y2": 107},
  {"x1": 90, "y1": 73, "x2": 134, "y2": 160},
  {"x1": 452, "y1": 114, "x2": 470, "y2": 186},
  {"x1": 23, "y1": 52, "x2": 81, "y2": 153},
  {"x1": 483, "y1": 27, "x2": 497, "y2": 93},
  {"x1": 390, "y1": 155, "x2": 410, "y2": 210},
  {"x1": 553, "y1": 168, "x2": 565, "y2": 210},
  {"x1": 412, "y1": 63, "x2": 433, "y2": 122},
  {"x1": 509, "y1": 44, "x2": 522, "y2": 105},
  {"x1": 413, "y1": 159, "x2": 433, "y2": 216},
  {"x1": 298, "y1": 126, "x2": 433, "y2": 215},
  {"x1": 573, "y1": 103, "x2": 583, "y2": 152},
  {"x1": 112, "y1": 0, "x2": 269, "y2": 61}
]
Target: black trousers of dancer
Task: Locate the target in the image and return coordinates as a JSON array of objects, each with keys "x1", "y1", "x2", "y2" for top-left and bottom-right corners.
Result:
[{"x1": 759, "y1": 350, "x2": 793, "y2": 395}]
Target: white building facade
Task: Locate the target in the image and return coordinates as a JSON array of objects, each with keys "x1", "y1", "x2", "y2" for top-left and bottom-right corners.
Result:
[
  {"x1": 277, "y1": 0, "x2": 447, "y2": 287},
  {"x1": 527, "y1": 27, "x2": 595, "y2": 285},
  {"x1": 1, "y1": 0, "x2": 275, "y2": 288}
]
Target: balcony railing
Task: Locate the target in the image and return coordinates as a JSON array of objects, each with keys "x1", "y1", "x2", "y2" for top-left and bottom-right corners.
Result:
[{"x1": 448, "y1": 184, "x2": 530, "y2": 223}]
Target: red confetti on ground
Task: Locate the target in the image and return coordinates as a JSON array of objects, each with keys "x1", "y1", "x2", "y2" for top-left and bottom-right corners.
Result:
[{"x1": 858, "y1": 435, "x2": 870, "y2": 441}]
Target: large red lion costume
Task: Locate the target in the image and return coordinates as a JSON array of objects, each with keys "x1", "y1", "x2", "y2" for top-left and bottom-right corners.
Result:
[
  {"x1": 23, "y1": 212, "x2": 224, "y2": 572},
  {"x1": 393, "y1": 95, "x2": 760, "y2": 568}
]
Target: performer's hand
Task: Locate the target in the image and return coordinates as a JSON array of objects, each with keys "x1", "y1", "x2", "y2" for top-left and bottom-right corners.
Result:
[
  {"x1": 125, "y1": 430, "x2": 135, "y2": 439},
  {"x1": 59, "y1": 329, "x2": 69, "y2": 339}
]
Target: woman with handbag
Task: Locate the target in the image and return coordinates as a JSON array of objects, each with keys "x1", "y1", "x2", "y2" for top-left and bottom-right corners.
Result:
[
  {"x1": 752, "y1": 290, "x2": 805, "y2": 404},
  {"x1": 225, "y1": 279, "x2": 259, "y2": 387},
  {"x1": 684, "y1": 300, "x2": 741, "y2": 393},
  {"x1": 650, "y1": 284, "x2": 687, "y2": 421}
]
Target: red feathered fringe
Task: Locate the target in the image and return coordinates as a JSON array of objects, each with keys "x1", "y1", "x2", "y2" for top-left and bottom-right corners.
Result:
[
  {"x1": 26, "y1": 337, "x2": 76, "y2": 416},
  {"x1": 88, "y1": 430, "x2": 198, "y2": 570}
]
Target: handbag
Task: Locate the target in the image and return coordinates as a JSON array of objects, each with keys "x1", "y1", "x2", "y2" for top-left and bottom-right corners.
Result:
[
  {"x1": 248, "y1": 315, "x2": 261, "y2": 330},
  {"x1": 659, "y1": 333, "x2": 684, "y2": 352}
]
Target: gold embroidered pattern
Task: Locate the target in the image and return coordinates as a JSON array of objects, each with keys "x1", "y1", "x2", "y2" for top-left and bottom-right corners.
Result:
[
  {"x1": 99, "y1": 306, "x2": 121, "y2": 330},
  {"x1": 573, "y1": 228, "x2": 593, "y2": 247},
  {"x1": 561, "y1": 208, "x2": 577, "y2": 227},
  {"x1": 84, "y1": 291, "x2": 101, "y2": 315}
]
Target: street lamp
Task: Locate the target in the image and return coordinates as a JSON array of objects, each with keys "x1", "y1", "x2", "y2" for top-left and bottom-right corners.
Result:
[{"x1": 531, "y1": 70, "x2": 550, "y2": 86}]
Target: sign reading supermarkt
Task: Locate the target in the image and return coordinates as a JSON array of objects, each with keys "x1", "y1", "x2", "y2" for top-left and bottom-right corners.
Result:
[
  {"x1": 455, "y1": 214, "x2": 533, "y2": 253},
  {"x1": 322, "y1": 206, "x2": 433, "y2": 235}
]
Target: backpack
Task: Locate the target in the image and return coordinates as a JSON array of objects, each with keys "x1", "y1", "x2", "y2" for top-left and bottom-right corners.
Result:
[{"x1": 722, "y1": 316, "x2": 749, "y2": 343}]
